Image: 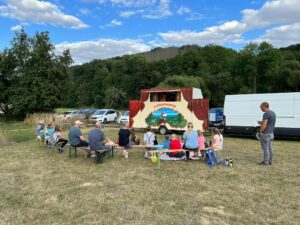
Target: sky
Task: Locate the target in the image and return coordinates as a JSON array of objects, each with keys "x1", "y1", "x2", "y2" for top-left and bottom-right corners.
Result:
[{"x1": 0, "y1": 0, "x2": 299, "y2": 64}]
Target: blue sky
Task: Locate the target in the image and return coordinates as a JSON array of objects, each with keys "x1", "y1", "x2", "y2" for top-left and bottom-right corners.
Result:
[{"x1": 0, "y1": 0, "x2": 299, "y2": 64}]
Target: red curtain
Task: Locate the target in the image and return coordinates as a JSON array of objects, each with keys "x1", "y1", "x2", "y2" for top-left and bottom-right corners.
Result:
[
  {"x1": 189, "y1": 99, "x2": 209, "y2": 131},
  {"x1": 140, "y1": 90, "x2": 149, "y2": 102},
  {"x1": 129, "y1": 100, "x2": 144, "y2": 127},
  {"x1": 181, "y1": 88, "x2": 193, "y2": 102}
]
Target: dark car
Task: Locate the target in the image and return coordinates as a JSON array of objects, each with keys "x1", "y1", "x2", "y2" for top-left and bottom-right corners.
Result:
[
  {"x1": 80, "y1": 108, "x2": 97, "y2": 120},
  {"x1": 208, "y1": 108, "x2": 224, "y2": 127}
]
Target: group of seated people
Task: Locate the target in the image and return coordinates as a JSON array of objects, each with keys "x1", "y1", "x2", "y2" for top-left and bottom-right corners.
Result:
[
  {"x1": 143, "y1": 122, "x2": 223, "y2": 160},
  {"x1": 36, "y1": 120, "x2": 68, "y2": 152},
  {"x1": 36, "y1": 119, "x2": 223, "y2": 160}
]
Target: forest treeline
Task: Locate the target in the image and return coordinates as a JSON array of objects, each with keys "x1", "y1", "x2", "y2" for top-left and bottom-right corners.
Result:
[
  {"x1": 1, "y1": 29, "x2": 300, "y2": 119},
  {"x1": 66, "y1": 41, "x2": 300, "y2": 109}
]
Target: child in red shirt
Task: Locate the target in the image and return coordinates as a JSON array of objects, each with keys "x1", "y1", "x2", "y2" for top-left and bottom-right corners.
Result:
[{"x1": 168, "y1": 134, "x2": 183, "y2": 157}]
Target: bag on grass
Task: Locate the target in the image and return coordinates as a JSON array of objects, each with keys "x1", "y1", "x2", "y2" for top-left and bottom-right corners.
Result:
[
  {"x1": 153, "y1": 136, "x2": 158, "y2": 145},
  {"x1": 206, "y1": 149, "x2": 223, "y2": 168}
]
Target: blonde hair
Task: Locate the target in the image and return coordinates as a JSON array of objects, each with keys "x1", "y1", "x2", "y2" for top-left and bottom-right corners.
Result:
[
  {"x1": 212, "y1": 128, "x2": 222, "y2": 141},
  {"x1": 171, "y1": 134, "x2": 177, "y2": 139}
]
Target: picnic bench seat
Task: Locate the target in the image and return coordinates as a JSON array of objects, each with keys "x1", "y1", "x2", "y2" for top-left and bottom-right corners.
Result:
[
  {"x1": 67, "y1": 144, "x2": 90, "y2": 158},
  {"x1": 147, "y1": 148, "x2": 222, "y2": 169}
]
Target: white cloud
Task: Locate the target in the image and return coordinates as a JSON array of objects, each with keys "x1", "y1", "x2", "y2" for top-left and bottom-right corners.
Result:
[
  {"x1": 85, "y1": 0, "x2": 172, "y2": 19},
  {"x1": 177, "y1": 6, "x2": 191, "y2": 15},
  {"x1": 186, "y1": 12, "x2": 203, "y2": 21},
  {"x1": 119, "y1": 9, "x2": 144, "y2": 18},
  {"x1": 10, "y1": 24, "x2": 23, "y2": 31},
  {"x1": 176, "y1": 5, "x2": 203, "y2": 21},
  {"x1": 111, "y1": 19, "x2": 122, "y2": 26},
  {"x1": 55, "y1": 39, "x2": 151, "y2": 64},
  {"x1": 120, "y1": 10, "x2": 136, "y2": 18},
  {"x1": 142, "y1": 0, "x2": 172, "y2": 19},
  {"x1": 159, "y1": 21, "x2": 247, "y2": 46},
  {"x1": 255, "y1": 23, "x2": 300, "y2": 47},
  {"x1": 0, "y1": 0, "x2": 88, "y2": 29},
  {"x1": 109, "y1": 0, "x2": 156, "y2": 8},
  {"x1": 100, "y1": 19, "x2": 123, "y2": 28},
  {"x1": 79, "y1": 8, "x2": 92, "y2": 16},
  {"x1": 157, "y1": 0, "x2": 300, "y2": 47},
  {"x1": 242, "y1": 0, "x2": 300, "y2": 28}
]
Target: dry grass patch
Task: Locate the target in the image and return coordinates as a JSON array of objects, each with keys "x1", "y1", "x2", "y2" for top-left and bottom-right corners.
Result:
[
  {"x1": 0, "y1": 131, "x2": 9, "y2": 145},
  {"x1": 0, "y1": 127, "x2": 299, "y2": 225}
]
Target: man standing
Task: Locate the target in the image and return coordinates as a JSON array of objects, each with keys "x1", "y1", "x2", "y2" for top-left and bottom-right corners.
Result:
[
  {"x1": 68, "y1": 120, "x2": 89, "y2": 148},
  {"x1": 88, "y1": 121, "x2": 109, "y2": 158},
  {"x1": 258, "y1": 102, "x2": 276, "y2": 165}
]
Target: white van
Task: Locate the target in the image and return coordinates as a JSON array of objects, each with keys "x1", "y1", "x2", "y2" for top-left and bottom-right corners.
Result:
[{"x1": 223, "y1": 92, "x2": 300, "y2": 138}]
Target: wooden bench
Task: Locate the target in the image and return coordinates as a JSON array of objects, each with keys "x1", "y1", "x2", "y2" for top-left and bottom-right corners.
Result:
[
  {"x1": 147, "y1": 148, "x2": 222, "y2": 169},
  {"x1": 68, "y1": 144, "x2": 89, "y2": 158},
  {"x1": 108, "y1": 144, "x2": 148, "y2": 158}
]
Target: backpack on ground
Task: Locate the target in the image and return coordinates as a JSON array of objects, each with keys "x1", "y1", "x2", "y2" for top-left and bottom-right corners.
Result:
[{"x1": 206, "y1": 149, "x2": 223, "y2": 168}]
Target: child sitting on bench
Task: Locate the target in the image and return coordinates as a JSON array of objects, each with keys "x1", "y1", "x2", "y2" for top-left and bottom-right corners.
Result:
[
  {"x1": 168, "y1": 134, "x2": 184, "y2": 158},
  {"x1": 49, "y1": 125, "x2": 68, "y2": 152}
]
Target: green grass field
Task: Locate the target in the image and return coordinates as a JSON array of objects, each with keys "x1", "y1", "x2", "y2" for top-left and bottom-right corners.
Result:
[{"x1": 0, "y1": 126, "x2": 299, "y2": 225}]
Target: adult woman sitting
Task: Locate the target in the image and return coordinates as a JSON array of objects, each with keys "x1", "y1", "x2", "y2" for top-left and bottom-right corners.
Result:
[{"x1": 182, "y1": 122, "x2": 199, "y2": 160}]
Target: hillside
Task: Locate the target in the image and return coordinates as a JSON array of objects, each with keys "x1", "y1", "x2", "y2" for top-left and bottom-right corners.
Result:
[{"x1": 65, "y1": 42, "x2": 300, "y2": 109}]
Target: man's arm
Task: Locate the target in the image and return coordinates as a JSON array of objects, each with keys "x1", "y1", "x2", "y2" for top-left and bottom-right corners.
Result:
[
  {"x1": 259, "y1": 119, "x2": 268, "y2": 133},
  {"x1": 80, "y1": 135, "x2": 85, "y2": 141}
]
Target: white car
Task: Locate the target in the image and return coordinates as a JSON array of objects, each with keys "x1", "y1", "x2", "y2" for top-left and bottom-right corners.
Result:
[
  {"x1": 89, "y1": 109, "x2": 117, "y2": 124},
  {"x1": 118, "y1": 111, "x2": 129, "y2": 124}
]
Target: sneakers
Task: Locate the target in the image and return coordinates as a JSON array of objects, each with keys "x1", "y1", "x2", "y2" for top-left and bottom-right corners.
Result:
[
  {"x1": 258, "y1": 161, "x2": 269, "y2": 166},
  {"x1": 58, "y1": 147, "x2": 64, "y2": 153},
  {"x1": 90, "y1": 154, "x2": 96, "y2": 158}
]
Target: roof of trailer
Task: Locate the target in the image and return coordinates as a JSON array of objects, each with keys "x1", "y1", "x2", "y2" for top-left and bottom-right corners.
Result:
[{"x1": 141, "y1": 88, "x2": 192, "y2": 93}]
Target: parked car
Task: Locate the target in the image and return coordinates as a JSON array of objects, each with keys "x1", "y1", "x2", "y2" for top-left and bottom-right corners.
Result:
[
  {"x1": 80, "y1": 108, "x2": 96, "y2": 120},
  {"x1": 208, "y1": 108, "x2": 224, "y2": 127},
  {"x1": 64, "y1": 110, "x2": 81, "y2": 120},
  {"x1": 63, "y1": 110, "x2": 86, "y2": 122},
  {"x1": 118, "y1": 111, "x2": 129, "y2": 124},
  {"x1": 89, "y1": 109, "x2": 117, "y2": 123}
]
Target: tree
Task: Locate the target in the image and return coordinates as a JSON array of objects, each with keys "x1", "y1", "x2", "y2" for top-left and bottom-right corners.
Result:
[
  {"x1": 279, "y1": 60, "x2": 300, "y2": 91},
  {"x1": 157, "y1": 75, "x2": 210, "y2": 99},
  {"x1": 0, "y1": 29, "x2": 72, "y2": 118},
  {"x1": 104, "y1": 87, "x2": 127, "y2": 109},
  {"x1": 0, "y1": 49, "x2": 17, "y2": 117},
  {"x1": 235, "y1": 43, "x2": 259, "y2": 93},
  {"x1": 256, "y1": 42, "x2": 283, "y2": 92}
]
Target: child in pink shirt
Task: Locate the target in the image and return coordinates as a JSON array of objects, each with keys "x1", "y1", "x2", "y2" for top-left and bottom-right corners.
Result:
[
  {"x1": 197, "y1": 130, "x2": 206, "y2": 157},
  {"x1": 212, "y1": 128, "x2": 223, "y2": 150}
]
